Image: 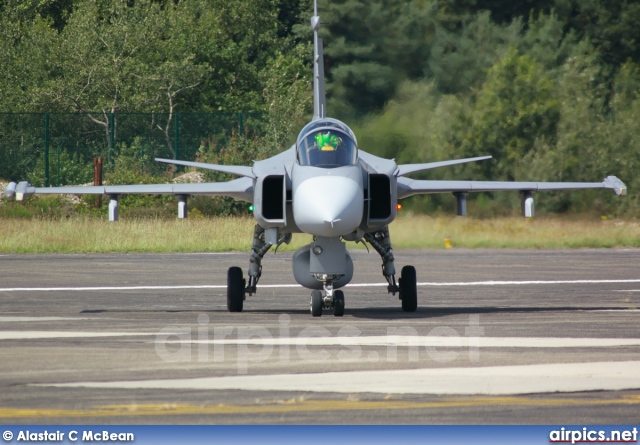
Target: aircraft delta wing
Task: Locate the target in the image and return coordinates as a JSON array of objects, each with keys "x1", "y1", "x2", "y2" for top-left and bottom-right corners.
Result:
[
  {"x1": 4, "y1": 0, "x2": 627, "y2": 317},
  {"x1": 398, "y1": 177, "x2": 627, "y2": 196},
  {"x1": 5, "y1": 173, "x2": 253, "y2": 202},
  {"x1": 4, "y1": 177, "x2": 253, "y2": 201}
]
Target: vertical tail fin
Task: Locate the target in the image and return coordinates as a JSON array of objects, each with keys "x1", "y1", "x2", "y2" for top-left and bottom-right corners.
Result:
[{"x1": 311, "y1": 0, "x2": 326, "y2": 120}]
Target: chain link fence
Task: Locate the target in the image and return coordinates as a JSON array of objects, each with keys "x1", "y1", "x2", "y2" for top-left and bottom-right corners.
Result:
[{"x1": 0, "y1": 112, "x2": 266, "y2": 186}]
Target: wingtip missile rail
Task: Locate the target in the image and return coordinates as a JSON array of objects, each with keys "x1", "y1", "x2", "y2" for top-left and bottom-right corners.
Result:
[{"x1": 602, "y1": 176, "x2": 627, "y2": 196}]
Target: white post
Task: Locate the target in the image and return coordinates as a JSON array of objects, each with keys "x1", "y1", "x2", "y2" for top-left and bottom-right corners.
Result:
[
  {"x1": 454, "y1": 192, "x2": 468, "y2": 216},
  {"x1": 177, "y1": 194, "x2": 188, "y2": 219},
  {"x1": 108, "y1": 195, "x2": 119, "y2": 222},
  {"x1": 522, "y1": 191, "x2": 534, "y2": 218}
]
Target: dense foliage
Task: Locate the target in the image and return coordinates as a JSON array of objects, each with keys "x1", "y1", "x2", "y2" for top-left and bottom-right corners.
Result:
[{"x1": 1, "y1": 0, "x2": 638, "y2": 216}]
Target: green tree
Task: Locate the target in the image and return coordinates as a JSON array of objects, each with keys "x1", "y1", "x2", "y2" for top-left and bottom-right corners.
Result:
[
  {"x1": 36, "y1": 0, "x2": 211, "y2": 154},
  {"x1": 262, "y1": 48, "x2": 313, "y2": 150},
  {"x1": 28, "y1": 149, "x2": 93, "y2": 187},
  {"x1": 0, "y1": 0, "x2": 74, "y2": 32},
  {"x1": 554, "y1": 0, "x2": 640, "y2": 78},
  {"x1": 320, "y1": 0, "x2": 434, "y2": 118},
  {"x1": 428, "y1": 11, "x2": 521, "y2": 94},
  {"x1": 0, "y1": 8, "x2": 59, "y2": 111},
  {"x1": 457, "y1": 48, "x2": 560, "y2": 180}
]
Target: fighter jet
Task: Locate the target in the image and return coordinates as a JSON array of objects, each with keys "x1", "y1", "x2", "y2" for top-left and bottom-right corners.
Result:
[{"x1": 5, "y1": 1, "x2": 627, "y2": 317}]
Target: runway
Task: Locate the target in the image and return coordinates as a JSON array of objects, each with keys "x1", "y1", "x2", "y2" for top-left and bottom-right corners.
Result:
[{"x1": 1, "y1": 248, "x2": 639, "y2": 423}]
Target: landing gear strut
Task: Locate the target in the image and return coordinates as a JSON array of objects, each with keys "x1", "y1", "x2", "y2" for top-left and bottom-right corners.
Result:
[
  {"x1": 246, "y1": 225, "x2": 272, "y2": 296},
  {"x1": 365, "y1": 226, "x2": 418, "y2": 312},
  {"x1": 226, "y1": 224, "x2": 291, "y2": 313},
  {"x1": 364, "y1": 227, "x2": 397, "y2": 293},
  {"x1": 309, "y1": 277, "x2": 345, "y2": 317}
]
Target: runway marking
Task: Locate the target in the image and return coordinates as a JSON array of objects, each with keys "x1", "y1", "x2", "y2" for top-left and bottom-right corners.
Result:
[
  {"x1": 594, "y1": 309, "x2": 640, "y2": 312},
  {"x1": 416, "y1": 279, "x2": 640, "y2": 286},
  {"x1": 43, "y1": 361, "x2": 640, "y2": 396},
  {"x1": 173, "y1": 252, "x2": 247, "y2": 255},
  {"x1": 3, "y1": 395, "x2": 640, "y2": 419},
  {"x1": 3, "y1": 329, "x2": 637, "y2": 347},
  {"x1": 0, "y1": 331, "x2": 155, "y2": 340},
  {"x1": 2, "y1": 278, "x2": 640, "y2": 292},
  {"x1": 0, "y1": 285, "x2": 230, "y2": 292},
  {"x1": 0, "y1": 316, "x2": 92, "y2": 322},
  {"x1": 173, "y1": 336, "x2": 640, "y2": 348}
]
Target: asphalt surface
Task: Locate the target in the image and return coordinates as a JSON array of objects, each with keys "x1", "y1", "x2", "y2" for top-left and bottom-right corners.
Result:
[{"x1": 0, "y1": 248, "x2": 639, "y2": 424}]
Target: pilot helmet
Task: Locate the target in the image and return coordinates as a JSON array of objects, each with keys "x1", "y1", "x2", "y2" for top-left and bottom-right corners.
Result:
[{"x1": 314, "y1": 131, "x2": 340, "y2": 151}]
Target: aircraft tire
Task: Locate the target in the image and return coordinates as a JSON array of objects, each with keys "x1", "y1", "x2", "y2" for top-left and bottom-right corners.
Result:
[
  {"x1": 227, "y1": 266, "x2": 245, "y2": 312},
  {"x1": 310, "y1": 290, "x2": 323, "y2": 317},
  {"x1": 400, "y1": 265, "x2": 417, "y2": 312},
  {"x1": 333, "y1": 290, "x2": 345, "y2": 317}
]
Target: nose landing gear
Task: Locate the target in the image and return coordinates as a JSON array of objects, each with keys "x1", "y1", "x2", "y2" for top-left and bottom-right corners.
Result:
[
  {"x1": 310, "y1": 281, "x2": 345, "y2": 317},
  {"x1": 333, "y1": 290, "x2": 345, "y2": 316}
]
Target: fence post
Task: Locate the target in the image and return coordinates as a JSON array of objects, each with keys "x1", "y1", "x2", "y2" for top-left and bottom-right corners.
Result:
[
  {"x1": 57, "y1": 143, "x2": 61, "y2": 186},
  {"x1": 109, "y1": 113, "x2": 115, "y2": 163},
  {"x1": 44, "y1": 112, "x2": 50, "y2": 187},
  {"x1": 94, "y1": 157, "x2": 103, "y2": 209},
  {"x1": 174, "y1": 112, "x2": 180, "y2": 160}
]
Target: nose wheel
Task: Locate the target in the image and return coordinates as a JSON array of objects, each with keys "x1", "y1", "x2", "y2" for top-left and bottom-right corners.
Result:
[
  {"x1": 310, "y1": 288, "x2": 345, "y2": 317},
  {"x1": 310, "y1": 290, "x2": 323, "y2": 316},
  {"x1": 333, "y1": 290, "x2": 345, "y2": 316}
]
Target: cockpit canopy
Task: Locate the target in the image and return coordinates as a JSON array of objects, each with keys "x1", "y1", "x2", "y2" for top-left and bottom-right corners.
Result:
[{"x1": 297, "y1": 118, "x2": 358, "y2": 168}]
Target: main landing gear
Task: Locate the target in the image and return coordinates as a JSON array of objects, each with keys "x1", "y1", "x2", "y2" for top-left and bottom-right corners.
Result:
[
  {"x1": 226, "y1": 224, "x2": 416, "y2": 315},
  {"x1": 226, "y1": 224, "x2": 291, "y2": 313},
  {"x1": 364, "y1": 226, "x2": 418, "y2": 312},
  {"x1": 399, "y1": 265, "x2": 417, "y2": 312},
  {"x1": 227, "y1": 266, "x2": 245, "y2": 312},
  {"x1": 310, "y1": 281, "x2": 345, "y2": 317}
]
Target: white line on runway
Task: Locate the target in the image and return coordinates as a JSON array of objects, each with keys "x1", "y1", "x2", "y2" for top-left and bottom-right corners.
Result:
[
  {"x1": 169, "y1": 335, "x2": 640, "y2": 348},
  {"x1": 416, "y1": 279, "x2": 640, "y2": 286},
  {"x1": 43, "y1": 361, "x2": 640, "y2": 396},
  {"x1": 0, "y1": 316, "x2": 92, "y2": 322},
  {"x1": 2, "y1": 278, "x2": 640, "y2": 292},
  {"x1": 0, "y1": 331, "x2": 155, "y2": 340},
  {"x1": 0, "y1": 285, "x2": 229, "y2": 292},
  {"x1": 594, "y1": 309, "x2": 640, "y2": 312},
  {"x1": 3, "y1": 329, "x2": 637, "y2": 347},
  {"x1": 180, "y1": 252, "x2": 261, "y2": 255}
]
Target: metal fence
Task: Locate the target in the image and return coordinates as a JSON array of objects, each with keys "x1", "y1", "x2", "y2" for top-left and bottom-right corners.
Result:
[{"x1": 0, "y1": 112, "x2": 266, "y2": 186}]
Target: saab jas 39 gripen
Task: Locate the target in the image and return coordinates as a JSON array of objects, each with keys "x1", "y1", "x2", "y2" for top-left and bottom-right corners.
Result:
[{"x1": 5, "y1": 1, "x2": 627, "y2": 317}]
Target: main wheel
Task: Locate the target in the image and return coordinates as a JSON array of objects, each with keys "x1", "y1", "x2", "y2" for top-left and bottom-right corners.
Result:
[
  {"x1": 333, "y1": 290, "x2": 345, "y2": 317},
  {"x1": 227, "y1": 266, "x2": 245, "y2": 312},
  {"x1": 310, "y1": 290, "x2": 323, "y2": 317},
  {"x1": 399, "y1": 265, "x2": 417, "y2": 312}
]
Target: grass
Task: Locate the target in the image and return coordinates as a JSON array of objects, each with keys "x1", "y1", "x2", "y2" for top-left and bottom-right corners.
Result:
[
  {"x1": 389, "y1": 214, "x2": 640, "y2": 249},
  {"x1": 0, "y1": 217, "x2": 299, "y2": 254},
  {"x1": 0, "y1": 214, "x2": 638, "y2": 254}
]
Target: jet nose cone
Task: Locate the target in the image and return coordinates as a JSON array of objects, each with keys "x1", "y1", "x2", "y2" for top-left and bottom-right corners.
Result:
[{"x1": 293, "y1": 175, "x2": 363, "y2": 237}]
